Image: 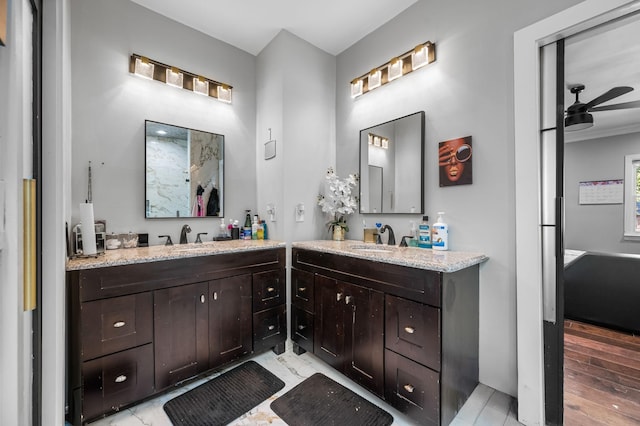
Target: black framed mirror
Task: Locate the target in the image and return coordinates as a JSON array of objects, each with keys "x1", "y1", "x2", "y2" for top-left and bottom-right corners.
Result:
[
  {"x1": 359, "y1": 111, "x2": 424, "y2": 214},
  {"x1": 145, "y1": 120, "x2": 224, "y2": 218}
]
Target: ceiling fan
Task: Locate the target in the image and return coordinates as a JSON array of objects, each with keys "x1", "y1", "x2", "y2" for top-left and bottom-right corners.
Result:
[{"x1": 565, "y1": 84, "x2": 640, "y2": 131}]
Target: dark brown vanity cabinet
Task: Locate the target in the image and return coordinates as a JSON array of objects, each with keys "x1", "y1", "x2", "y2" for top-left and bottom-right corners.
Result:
[
  {"x1": 67, "y1": 248, "x2": 285, "y2": 425},
  {"x1": 314, "y1": 274, "x2": 384, "y2": 396},
  {"x1": 292, "y1": 248, "x2": 479, "y2": 426}
]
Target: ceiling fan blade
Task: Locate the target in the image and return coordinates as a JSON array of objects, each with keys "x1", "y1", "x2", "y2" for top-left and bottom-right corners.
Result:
[
  {"x1": 590, "y1": 100, "x2": 640, "y2": 112},
  {"x1": 585, "y1": 86, "x2": 633, "y2": 109}
]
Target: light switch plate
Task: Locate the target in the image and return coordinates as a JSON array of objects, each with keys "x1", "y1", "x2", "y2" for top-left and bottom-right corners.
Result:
[{"x1": 295, "y1": 203, "x2": 305, "y2": 222}]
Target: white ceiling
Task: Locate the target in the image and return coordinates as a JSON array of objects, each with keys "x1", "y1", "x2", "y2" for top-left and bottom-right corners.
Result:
[
  {"x1": 564, "y1": 13, "x2": 640, "y2": 142},
  {"x1": 129, "y1": 0, "x2": 418, "y2": 56}
]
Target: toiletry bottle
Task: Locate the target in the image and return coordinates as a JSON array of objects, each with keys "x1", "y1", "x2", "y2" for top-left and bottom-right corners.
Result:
[
  {"x1": 432, "y1": 212, "x2": 449, "y2": 251},
  {"x1": 418, "y1": 216, "x2": 432, "y2": 248},
  {"x1": 219, "y1": 218, "x2": 226, "y2": 238},
  {"x1": 243, "y1": 210, "x2": 252, "y2": 240},
  {"x1": 251, "y1": 215, "x2": 259, "y2": 240},
  {"x1": 257, "y1": 217, "x2": 264, "y2": 240},
  {"x1": 261, "y1": 220, "x2": 268, "y2": 240}
]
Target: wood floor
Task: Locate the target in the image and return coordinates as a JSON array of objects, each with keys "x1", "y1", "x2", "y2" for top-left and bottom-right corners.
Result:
[{"x1": 564, "y1": 320, "x2": 640, "y2": 425}]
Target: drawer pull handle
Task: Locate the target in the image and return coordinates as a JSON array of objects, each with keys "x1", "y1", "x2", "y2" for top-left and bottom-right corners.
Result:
[
  {"x1": 298, "y1": 325, "x2": 306, "y2": 330},
  {"x1": 299, "y1": 287, "x2": 306, "y2": 292},
  {"x1": 115, "y1": 375, "x2": 127, "y2": 383},
  {"x1": 113, "y1": 321, "x2": 126, "y2": 328},
  {"x1": 404, "y1": 326, "x2": 415, "y2": 334},
  {"x1": 268, "y1": 325, "x2": 275, "y2": 331},
  {"x1": 337, "y1": 292, "x2": 343, "y2": 302},
  {"x1": 403, "y1": 384, "x2": 415, "y2": 393},
  {"x1": 200, "y1": 294, "x2": 206, "y2": 304},
  {"x1": 267, "y1": 287, "x2": 275, "y2": 292}
]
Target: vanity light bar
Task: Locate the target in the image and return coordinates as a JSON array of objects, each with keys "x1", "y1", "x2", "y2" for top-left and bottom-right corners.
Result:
[
  {"x1": 130, "y1": 54, "x2": 233, "y2": 103},
  {"x1": 350, "y1": 41, "x2": 436, "y2": 99}
]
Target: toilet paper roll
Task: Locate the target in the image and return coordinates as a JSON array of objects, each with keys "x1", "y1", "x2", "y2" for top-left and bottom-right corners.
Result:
[{"x1": 79, "y1": 203, "x2": 97, "y2": 255}]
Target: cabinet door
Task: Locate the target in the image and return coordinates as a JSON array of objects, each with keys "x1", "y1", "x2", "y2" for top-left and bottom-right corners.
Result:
[
  {"x1": 343, "y1": 282, "x2": 384, "y2": 397},
  {"x1": 291, "y1": 268, "x2": 314, "y2": 313},
  {"x1": 313, "y1": 275, "x2": 344, "y2": 369},
  {"x1": 209, "y1": 274, "x2": 252, "y2": 367},
  {"x1": 154, "y1": 282, "x2": 209, "y2": 390}
]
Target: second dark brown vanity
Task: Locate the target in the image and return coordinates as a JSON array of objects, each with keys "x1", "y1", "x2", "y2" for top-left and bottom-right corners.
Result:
[{"x1": 291, "y1": 243, "x2": 483, "y2": 426}]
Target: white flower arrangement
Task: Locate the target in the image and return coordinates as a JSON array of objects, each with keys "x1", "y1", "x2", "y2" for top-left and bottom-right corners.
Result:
[{"x1": 317, "y1": 167, "x2": 359, "y2": 232}]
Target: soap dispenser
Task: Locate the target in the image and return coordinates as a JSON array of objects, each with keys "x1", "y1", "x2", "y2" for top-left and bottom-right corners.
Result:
[
  {"x1": 418, "y1": 216, "x2": 431, "y2": 248},
  {"x1": 432, "y1": 212, "x2": 449, "y2": 251}
]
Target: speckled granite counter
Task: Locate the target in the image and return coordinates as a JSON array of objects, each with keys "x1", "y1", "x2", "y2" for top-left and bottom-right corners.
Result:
[
  {"x1": 292, "y1": 240, "x2": 487, "y2": 273},
  {"x1": 66, "y1": 240, "x2": 286, "y2": 271}
]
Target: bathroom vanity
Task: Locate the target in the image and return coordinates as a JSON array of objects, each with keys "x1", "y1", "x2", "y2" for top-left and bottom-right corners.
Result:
[
  {"x1": 66, "y1": 241, "x2": 286, "y2": 424},
  {"x1": 291, "y1": 241, "x2": 487, "y2": 426}
]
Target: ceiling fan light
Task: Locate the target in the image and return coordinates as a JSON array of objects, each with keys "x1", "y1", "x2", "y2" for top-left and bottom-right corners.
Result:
[{"x1": 564, "y1": 112, "x2": 593, "y2": 131}]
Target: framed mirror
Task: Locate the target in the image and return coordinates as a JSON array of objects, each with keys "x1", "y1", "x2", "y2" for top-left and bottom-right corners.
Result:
[
  {"x1": 359, "y1": 111, "x2": 424, "y2": 214},
  {"x1": 145, "y1": 120, "x2": 224, "y2": 218}
]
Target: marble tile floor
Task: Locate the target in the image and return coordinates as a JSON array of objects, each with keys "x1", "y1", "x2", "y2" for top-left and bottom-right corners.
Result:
[{"x1": 87, "y1": 343, "x2": 521, "y2": 426}]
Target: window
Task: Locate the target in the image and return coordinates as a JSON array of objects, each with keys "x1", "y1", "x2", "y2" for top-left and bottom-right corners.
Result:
[{"x1": 623, "y1": 153, "x2": 640, "y2": 239}]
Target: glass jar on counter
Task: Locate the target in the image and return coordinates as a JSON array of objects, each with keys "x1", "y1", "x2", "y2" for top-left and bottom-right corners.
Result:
[
  {"x1": 121, "y1": 232, "x2": 138, "y2": 249},
  {"x1": 105, "y1": 232, "x2": 122, "y2": 250}
]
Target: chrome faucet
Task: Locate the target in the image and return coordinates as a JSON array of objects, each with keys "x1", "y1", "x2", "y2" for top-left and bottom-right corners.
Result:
[
  {"x1": 180, "y1": 224, "x2": 191, "y2": 244},
  {"x1": 380, "y1": 224, "x2": 396, "y2": 245}
]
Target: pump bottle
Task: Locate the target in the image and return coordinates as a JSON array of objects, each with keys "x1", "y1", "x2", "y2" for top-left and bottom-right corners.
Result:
[{"x1": 432, "y1": 212, "x2": 449, "y2": 251}]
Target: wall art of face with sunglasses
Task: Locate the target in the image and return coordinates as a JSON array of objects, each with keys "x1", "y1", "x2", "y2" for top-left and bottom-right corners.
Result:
[{"x1": 439, "y1": 136, "x2": 472, "y2": 187}]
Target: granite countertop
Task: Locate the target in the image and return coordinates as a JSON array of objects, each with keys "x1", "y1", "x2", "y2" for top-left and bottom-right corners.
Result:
[
  {"x1": 66, "y1": 240, "x2": 286, "y2": 271},
  {"x1": 292, "y1": 240, "x2": 488, "y2": 273}
]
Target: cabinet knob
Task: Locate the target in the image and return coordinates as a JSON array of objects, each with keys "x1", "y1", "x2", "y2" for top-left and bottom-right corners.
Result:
[
  {"x1": 268, "y1": 325, "x2": 275, "y2": 331},
  {"x1": 337, "y1": 292, "x2": 343, "y2": 302},
  {"x1": 200, "y1": 294, "x2": 206, "y2": 303},
  {"x1": 213, "y1": 292, "x2": 218, "y2": 301},
  {"x1": 298, "y1": 325, "x2": 306, "y2": 330},
  {"x1": 267, "y1": 287, "x2": 275, "y2": 292},
  {"x1": 404, "y1": 326, "x2": 415, "y2": 334},
  {"x1": 115, "y1": 375, "x2": 128, "y2": 383},
  {"x1": 345, "y1": 295, "x2": 353, "y2": 305},
  {"x1": 113, "y1": 321, "x2": 126, "y2": 328},
  {"x1": 403, "y1": 384, "x2": 415, "y2": 393},
  {"x1": 298, "y1": 287, "x2": 306, "y2": 292}
]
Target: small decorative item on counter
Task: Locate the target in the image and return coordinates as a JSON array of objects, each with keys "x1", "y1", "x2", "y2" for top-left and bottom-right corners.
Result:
[
  {"x1": 121, "y1": 232, "x2": 138, "y2": 249},
  {"x1": 105, "y1": 232, "x2": 122, "y2": 250},
  {"x1": 317, "y1": 167, "x2": 358, "y2": 241}
]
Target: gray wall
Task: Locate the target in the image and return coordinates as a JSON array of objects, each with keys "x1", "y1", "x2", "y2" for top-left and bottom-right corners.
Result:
[
  {"x1": 565, "y1": 132, "x2": 640, "y2": 254},
  {"x1": 69, "y1": 0, "x2": 257, "y2": 245},
  {"x1": 335, "y1": 0, "x2": 583, "y2": 396}
]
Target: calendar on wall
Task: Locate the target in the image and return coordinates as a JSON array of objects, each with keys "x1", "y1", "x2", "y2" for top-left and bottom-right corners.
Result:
[{"x1": 578, "y1": 179, "x2": 623, "y2": 205}]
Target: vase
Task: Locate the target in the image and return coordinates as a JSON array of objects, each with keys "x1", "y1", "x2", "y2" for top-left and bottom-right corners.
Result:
[{"x1": 332, "y1": 226, "x2": 345, "y2": 241}]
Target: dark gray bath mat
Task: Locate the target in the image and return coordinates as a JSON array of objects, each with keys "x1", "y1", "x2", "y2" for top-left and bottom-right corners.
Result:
[
  {"x1": 270, "y1": 373, "x2": 393, "y2": 426},
  {"x1": 163, "y1": 360, "x2": 285, "y2": 425}
]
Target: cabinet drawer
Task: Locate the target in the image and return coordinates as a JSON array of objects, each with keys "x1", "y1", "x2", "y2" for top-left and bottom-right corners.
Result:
[
  {"x1": 81, "y1": 292, "x2": 153, "y2": 361},
  {"x1": 291, "y1": 268, "x2": 314, "y2": 313},
  {"x1": 82, "y1": 344, "x2": 154, "y2": 422},
  {"x1": 385, "y1": 349, "x2": 439, "y2": 426},
  {"x1": 253, "y1": 305, "x2": 287, "y2": 352},
  {"x1": 385, "y1": 295, "x2": 440, "y2": 371},
  {"x1": 291, "y1": 305, "x2": 314, "y2": 353},
  {"x1": 253, "y1": 269, "x2": 285, "y2": 311}
]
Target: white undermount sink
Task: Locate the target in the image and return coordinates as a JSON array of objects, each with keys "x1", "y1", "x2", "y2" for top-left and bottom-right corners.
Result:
[{"x1": 349, "y1": 244, "x2": 395, "y2": 253}]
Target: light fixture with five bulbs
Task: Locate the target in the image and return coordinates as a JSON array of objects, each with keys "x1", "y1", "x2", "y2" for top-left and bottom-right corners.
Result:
[{"x1": 351, "y1": 41, "x2": 436, "y2": 99}]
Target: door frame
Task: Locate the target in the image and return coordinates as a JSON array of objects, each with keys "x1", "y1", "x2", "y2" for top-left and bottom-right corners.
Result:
[{"x1": 514, "y1": 1, "x2": 640, "y2": 424}]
